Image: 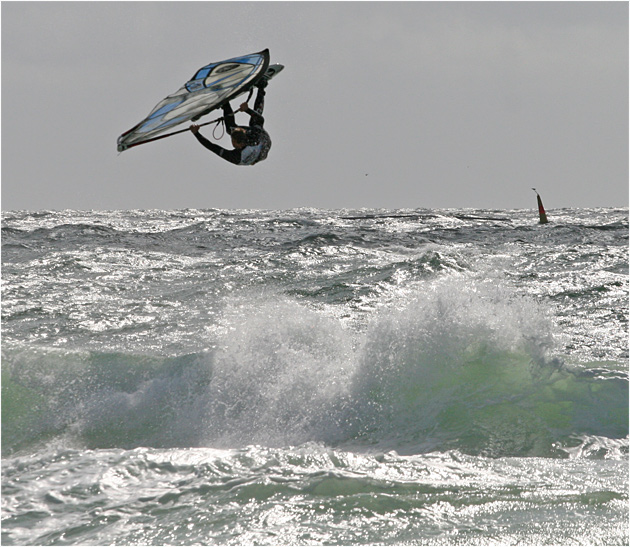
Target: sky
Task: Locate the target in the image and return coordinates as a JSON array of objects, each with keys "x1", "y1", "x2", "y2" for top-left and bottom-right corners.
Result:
[{"x1": 2, "y1": 1, "x2": 628, "y2": 211}]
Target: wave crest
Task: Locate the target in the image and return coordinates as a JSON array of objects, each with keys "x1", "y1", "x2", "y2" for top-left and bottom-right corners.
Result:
[{"x1": 3, "y1": 278, "x2": 627, "y2": 457}]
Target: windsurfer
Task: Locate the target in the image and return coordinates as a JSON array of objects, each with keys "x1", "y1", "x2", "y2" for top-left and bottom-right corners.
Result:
[{"x1": 190, "y1": 82, "x2": 271, "y2": 166}]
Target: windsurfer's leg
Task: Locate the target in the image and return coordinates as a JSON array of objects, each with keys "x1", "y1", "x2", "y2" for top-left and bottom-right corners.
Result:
[
  {"x1": 222, "y1": 102, "x2": 236, "y2": 133},
  {"x1": 253, "y1": 87, "x2": 265, "y2": 117}
]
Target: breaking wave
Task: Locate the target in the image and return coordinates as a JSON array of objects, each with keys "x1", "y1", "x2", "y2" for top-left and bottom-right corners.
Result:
[{"x1": 3, "y1": 277, "x2": 627, "y2": 458}]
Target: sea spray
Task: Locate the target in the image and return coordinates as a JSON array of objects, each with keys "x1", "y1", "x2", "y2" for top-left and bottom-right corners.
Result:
[
  {"x1": 6, "y1": 273, "x2": 625, "y2": 458},
  {"x1": 346, "y1": 275, "x2": 627, "y2": 456},
  {"x1": 204, "y1": 295, "x2": 356, "y2": 447}
]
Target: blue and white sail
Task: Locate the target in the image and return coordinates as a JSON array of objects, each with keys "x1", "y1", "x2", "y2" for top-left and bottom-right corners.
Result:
[{"x1": 117, "y1": 50, "x2": 270, "y2": 152}]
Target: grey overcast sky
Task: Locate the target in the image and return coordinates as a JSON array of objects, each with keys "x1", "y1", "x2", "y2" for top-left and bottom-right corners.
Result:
[{"x1": 2, "y1": 1, "x2": 628, "y2": 211}]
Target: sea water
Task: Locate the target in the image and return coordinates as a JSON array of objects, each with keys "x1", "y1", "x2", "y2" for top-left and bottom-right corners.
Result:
[{"x1": 2, "y1": 207, "x2": 628, "y2": 545}]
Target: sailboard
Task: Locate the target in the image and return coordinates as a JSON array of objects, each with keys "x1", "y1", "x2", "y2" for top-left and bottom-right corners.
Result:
[
  {"x1": 532, "y1": 188, "x2": 549, "y2": 224},
  {"x1": 117, "y1": 49, "x2": 270, "y2": 152}
]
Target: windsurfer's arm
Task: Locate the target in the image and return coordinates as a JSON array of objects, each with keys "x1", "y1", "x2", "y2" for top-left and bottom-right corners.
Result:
[
  {"x1": 190, "y1": 125, "x2": 241, "y2": 165},
  {"x1": 238, "y1": 102, "x2": 265, "y2": 127}
]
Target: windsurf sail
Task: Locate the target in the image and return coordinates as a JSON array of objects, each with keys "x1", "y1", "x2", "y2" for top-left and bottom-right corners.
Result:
[
  {"x1": 117, "y1": 49, "x2": 270, "y2": 152},
  {"x1": 532, "y1": 188, "x2": 549, "y2": 224}
]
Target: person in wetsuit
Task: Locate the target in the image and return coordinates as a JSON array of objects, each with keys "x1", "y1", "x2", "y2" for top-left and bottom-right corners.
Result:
[{"x1": 190, "y1": 81, "x2": 271, "y2": 166}]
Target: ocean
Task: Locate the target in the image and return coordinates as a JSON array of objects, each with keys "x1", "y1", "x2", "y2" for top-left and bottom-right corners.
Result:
[{"x1": 2, "y1": 207, "x2": 628, "y2": 546}]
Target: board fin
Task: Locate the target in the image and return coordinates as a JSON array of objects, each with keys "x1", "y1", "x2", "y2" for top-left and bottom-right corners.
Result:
[{"x1": 532, "y1": 188, "x2": 549, "y2": 224}]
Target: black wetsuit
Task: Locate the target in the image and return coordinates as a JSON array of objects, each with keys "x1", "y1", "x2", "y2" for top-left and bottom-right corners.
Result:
[{"x1": 193, "y1": 86, "x2": 271, "y2": 165}]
